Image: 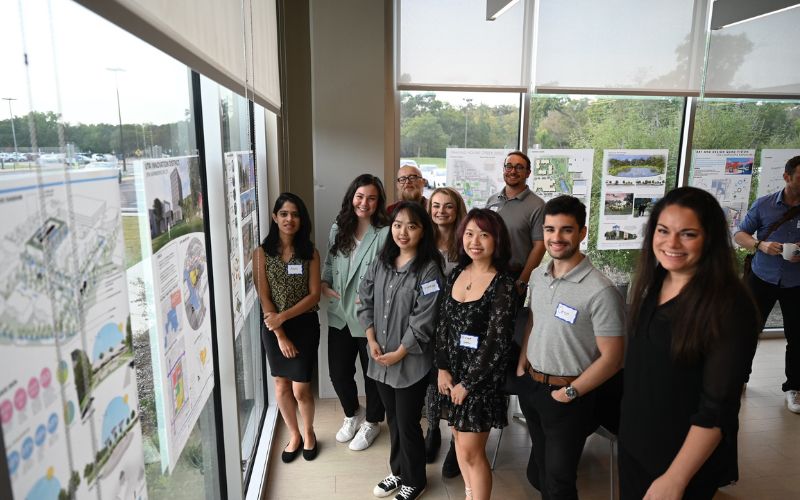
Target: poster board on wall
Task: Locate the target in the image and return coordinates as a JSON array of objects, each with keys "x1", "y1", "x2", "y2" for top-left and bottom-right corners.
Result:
[
  {"x1": 0, "y1": 169, "x2": 147, "y2": 499},
  {"x1": 528, "y1": 149, "x2": 595, "y2": 249},
  {"x1": 690, "y1": 149, "x2": 755, "y2": 234},
  {"x1": 135, "y1": 156, "x2": 214, "y2": 473},
  {"x1": 598, "y1": 149, "x2": 668, "y2": 250}
]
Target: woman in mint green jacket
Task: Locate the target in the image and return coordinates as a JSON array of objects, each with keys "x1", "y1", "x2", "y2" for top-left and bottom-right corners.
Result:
[{"x1": 322, "y1": 174, "x2": 390, "y2": 451}]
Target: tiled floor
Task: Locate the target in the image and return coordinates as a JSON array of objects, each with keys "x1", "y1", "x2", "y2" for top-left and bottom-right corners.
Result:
[{"x1": 263, "y1": 338, "x2": 799, "y2": 499}]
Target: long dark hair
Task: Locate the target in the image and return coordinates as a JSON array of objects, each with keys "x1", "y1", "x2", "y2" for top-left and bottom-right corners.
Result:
[
  {"x1": 456, "y1": 208, "x2": 511, "y2": 273},
  {"x1": 261, "y1": 192, "x2": 314, "y2": 260},
  {"x1": 330, "y1": 174, "x2": 389, "y2": 256},
  {"x1": 379, "y1": 201, "x2": 443, "y2": 274},
  {"x1": 628, "y1": 187, "x2": 751, "y2": 361},
  {"x1": 428, "y1": 187, "x2": 468, "y2": 262}
]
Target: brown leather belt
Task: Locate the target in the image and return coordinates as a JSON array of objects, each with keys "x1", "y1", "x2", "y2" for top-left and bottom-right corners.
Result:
[{"x1": 527, "y1": 365, "x2": 577, "y2": 387}]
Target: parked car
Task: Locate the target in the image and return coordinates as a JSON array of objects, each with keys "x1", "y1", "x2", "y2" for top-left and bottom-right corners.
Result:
[
  {"x1": 419, "y1": 164, "x2": 438, "y2": 188},
  {"x1": 37, "y1": 153, "x2": 66, "y2": 168}
]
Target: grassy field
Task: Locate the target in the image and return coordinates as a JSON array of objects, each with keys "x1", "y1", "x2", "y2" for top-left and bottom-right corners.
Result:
[
  {"x1": 151, "y1": 216, "x2": 205, "y2": 254},
  {"x1": 123, "y1": 215, "x2": 144, "y2": 268}
]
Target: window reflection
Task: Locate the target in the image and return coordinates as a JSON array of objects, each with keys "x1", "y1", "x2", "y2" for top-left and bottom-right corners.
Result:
[
  {"x1": 0, "y1": 1, "x2": 221, "y2": 499},
  {"x1": 220, "y1": 88, "x2": 266, "y2": 481}
]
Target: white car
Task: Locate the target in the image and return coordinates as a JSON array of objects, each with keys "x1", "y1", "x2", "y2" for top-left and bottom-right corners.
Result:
[{"x1": 419, "y1": 164, "x2": 437, "y2": 188}]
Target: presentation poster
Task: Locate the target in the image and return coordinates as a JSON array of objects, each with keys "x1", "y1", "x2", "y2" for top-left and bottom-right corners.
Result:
[
  {"x1": 598, "y1": 149, "x2": 668, "y2": 250},
  {"x1": 446, "y1": 148, "x2": 507, "y2": 209},
  {"x1": 528, "y1": 149, "x2": 595, "y2": 248},
  {"x1": 225, "y1": 151, "x2": 259, "y2": 336},
  {"x1": 0, "y1": 169, "x2": 146, "y2": 500},
  {"x1": 759, "y1": 149, "x2": 800, "y2": 198},
  {"x1": 691, "y1": 149, "x2": 755, "y2": 234},
  {"x1": 136, "y1": 156, "x2": 214, "y2": 472}
]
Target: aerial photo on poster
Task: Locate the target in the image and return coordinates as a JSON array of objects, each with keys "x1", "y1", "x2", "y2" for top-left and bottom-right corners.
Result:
[
  {"x1": 446, "y1": 148, "x2": 508, "y2": 209},
  {"x1": 0, "y1": 169, "x2": 146, "y2": 500},
  {"x1": 690, "y1": 149, "x2": 755, "y2": 234},
  {"x1": 528, "y1": 149, "x2": 594, "y2": 248},
  {"x1": 758, "y1": 149, "x2": 800, "y2": 197},
  {"x1": 136, "y1": 156, "x2": 214, "y2": 472},
  {"x1": 598, "y1": 150, "x2": 668, "y2": 249}
]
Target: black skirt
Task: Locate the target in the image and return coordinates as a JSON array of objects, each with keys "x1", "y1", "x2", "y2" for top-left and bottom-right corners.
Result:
[{"x1": 262, "y1": 311, "x2": 320, "y2": 383}]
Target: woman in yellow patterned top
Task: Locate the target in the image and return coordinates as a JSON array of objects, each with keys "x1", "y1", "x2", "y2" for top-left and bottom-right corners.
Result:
[{"x1": 254, "y1": 192, "x2": 321, "y2": 463}]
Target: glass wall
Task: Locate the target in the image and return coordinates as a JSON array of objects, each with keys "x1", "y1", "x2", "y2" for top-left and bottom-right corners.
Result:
[
  {"x1": 529, "y1": 95, "x2": 685, "y2": 284},
  {"x1": 691, "y1": 98, "x2": 800, "y2": 327},
  {"x1": 1, "y1": 0, "x2": 274, "y2": 498},
  {"x1": 219, "y1": 89, "x2": 266, "y2": 481},
  {"x1": 399, "y1": 90, "x2": 521, "y2": 202},
  {"x1": 0, "y1": 1, "x2": 224, "y2": 499}
]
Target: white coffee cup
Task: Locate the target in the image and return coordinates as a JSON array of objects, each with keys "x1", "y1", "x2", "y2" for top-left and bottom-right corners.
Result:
[{"x1": 782, "y1": 242, "x2": 799, "y2": 260}]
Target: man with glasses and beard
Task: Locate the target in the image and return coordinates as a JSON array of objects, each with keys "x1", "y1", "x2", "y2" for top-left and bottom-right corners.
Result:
[
  {"x1": 485, "y1": 151, "x2": 546, "y2": 296},
  {"x1": 387, "y1": 163, "x2": 428, "y2": 215}
]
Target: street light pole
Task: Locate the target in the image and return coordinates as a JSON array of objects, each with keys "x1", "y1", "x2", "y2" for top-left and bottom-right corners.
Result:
[
  {"x1": 106, "y1": 67, "x2": 127, "y2": 173},
  {"x1": 2, "y1": 97, "x2": 19, "y2": 154},
  {"x1": 463, "y1": 98, "x2": 473, "y2": 148}
]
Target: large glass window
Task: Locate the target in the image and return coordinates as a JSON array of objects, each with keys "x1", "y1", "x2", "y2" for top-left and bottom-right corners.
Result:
[
  {"x1": 219, "y1": 89, "x2": 266, "y2": 481},
  {"x1": 1, "y1": 1, "x2": 221, "y2": 499},
  {"x1": 528, "y1": 95, "x2": 685, "y2": 285},
  {"x1": 399, "y1": 91, "x2": 521, "y2": 205},
  {"x1": 691, "y1": 98, "x2": 800, "y2": 327}
]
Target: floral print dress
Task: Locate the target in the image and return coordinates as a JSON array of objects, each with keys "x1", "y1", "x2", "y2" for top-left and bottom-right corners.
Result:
[{"x1": 433, "y1": 266, "x2": 517, "y2": 432}]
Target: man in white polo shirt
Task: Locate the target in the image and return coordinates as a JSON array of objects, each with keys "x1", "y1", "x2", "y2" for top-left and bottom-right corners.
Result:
[{"x1": 516, "y1": 195, "x2": 625, "y2": 499}]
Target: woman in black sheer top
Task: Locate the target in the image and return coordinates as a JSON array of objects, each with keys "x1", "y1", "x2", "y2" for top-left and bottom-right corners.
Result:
[{"x1": 619, "y1": 187, "x2": 759, "y2": 500}]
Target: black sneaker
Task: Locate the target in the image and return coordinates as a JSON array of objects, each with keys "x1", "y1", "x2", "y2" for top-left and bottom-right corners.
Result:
[
  {"x1": 373, "y1": 474, "x2": 402, "y2": 498},
  {"x1": 424, "y1": 426, "x2": 441, "y2": 463},
  {"x1": 441, "y1": 440, "x2": 461, "y2": 478},
  {"x1": 394, "y1": 485, "x2": 425, "y2": 500}
]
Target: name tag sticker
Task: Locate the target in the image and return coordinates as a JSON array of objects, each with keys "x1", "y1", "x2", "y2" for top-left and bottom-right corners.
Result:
[
  {"x1": 555, "y1": 303, "x2": 578, "y2": 324},
  {"x1": 489, "y1": 206, "x2": 499, "y2": 212},
  {"x1": 421, "y1": 280, "x2": 440, "y2": 295},
  {"x1": 459, "y1": 333, "x2": 479, "y2": 349},
  {"x1": 287, "y1": 264, "x2": 303, "y2": 275}
]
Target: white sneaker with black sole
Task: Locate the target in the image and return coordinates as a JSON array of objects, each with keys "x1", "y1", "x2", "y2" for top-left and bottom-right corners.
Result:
[
  {"x1": 787, "y1": 390, "x2": 800, "y2": 414},
  {"x1": 394, "y1": 484, "x2": 425, "y2": 500},
  {"x1": 336, "y1": 407, "x2": 365, "y2": 443},
  {"x1": 349, "y1": 421, "x2": 380, "y2": 450},
  {"x1": 373, "y1": 474, "x2": 402, "y2": 498}
]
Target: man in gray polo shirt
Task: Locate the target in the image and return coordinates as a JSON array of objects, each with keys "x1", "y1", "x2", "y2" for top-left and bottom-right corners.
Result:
[
  {"x1": 516, "y1": 195, "x2": 625, "y2": 499},
  {"x1": 486, "y1": 150, "x2": 546, "y2": 293}
]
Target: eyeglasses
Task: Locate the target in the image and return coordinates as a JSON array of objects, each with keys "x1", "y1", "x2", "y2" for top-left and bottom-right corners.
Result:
[
  {"x1": 397, "y1": 174, "x2": 422, "y2": 184},
  {"x1": 503, "y1": 163, "x2": 528, "y2": 172}
]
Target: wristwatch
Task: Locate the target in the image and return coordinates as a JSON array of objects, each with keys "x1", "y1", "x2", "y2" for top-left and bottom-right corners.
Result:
[{"x1": 564, "y1": 385, "x2": 579, "y2": 401}]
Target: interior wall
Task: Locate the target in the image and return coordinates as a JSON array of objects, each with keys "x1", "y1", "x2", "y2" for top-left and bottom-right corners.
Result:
[
  {"x1": 309, "y1": 0, "x2": 387, "y2": 398},
  {"x1": 280, "y1": 0, "x2": 315, "y2": 212}
]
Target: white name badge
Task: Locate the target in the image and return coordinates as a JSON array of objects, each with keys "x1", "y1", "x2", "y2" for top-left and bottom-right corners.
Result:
[
  {"x1": 459, "y1": 333, "x2": 479, "y2": 349},
  {"x1": 555, "y1": 303, "x2": 578, "y2": 324},
  {"x1": 489, "y1": 205, "x2": 499, "y2": 212},
  {"x1": 421, "y1": 280, "x2": 440, "y2": 295},
  {"x1": 287, "y1": 264, "x2": 303, "y2": 275}
]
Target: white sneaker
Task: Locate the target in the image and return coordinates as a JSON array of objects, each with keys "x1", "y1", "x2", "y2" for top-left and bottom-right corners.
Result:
[
  {"x1": 336, "y1": 407, "x2": 365, "y2": 443},
  {"x1": 349, "y1": 421, "x2": 381, "y2": 451},
  {"x1": 787, "y1": 390, "x2": 800, "y2": 414},
  {"x1": 373, "y1": 474, "x2": 402, "y2": 497}
]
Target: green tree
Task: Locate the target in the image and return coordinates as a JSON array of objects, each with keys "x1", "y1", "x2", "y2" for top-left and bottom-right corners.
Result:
[{"x1": 401, "y1": 113, "x2": 448, "y2": 157}]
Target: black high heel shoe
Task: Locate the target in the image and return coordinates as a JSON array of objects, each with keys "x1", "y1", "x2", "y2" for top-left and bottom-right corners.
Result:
[
  {"x1": 281, "y1": 438, "x2": 303, "y2": 463},
  {"x1": 303, "y1": 432, "x2": 318, "y2": 461}
]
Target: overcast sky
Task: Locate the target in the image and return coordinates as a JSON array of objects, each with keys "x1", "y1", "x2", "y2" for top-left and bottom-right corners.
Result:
[{"x1": 0, "y1": 0, "x2": 191, "y2": 125}]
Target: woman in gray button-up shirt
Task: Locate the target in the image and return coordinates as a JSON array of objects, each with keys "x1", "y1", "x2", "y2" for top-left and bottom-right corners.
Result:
[{"x1": 358, "y1": 201, "x2": 443, "y2": 499}]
